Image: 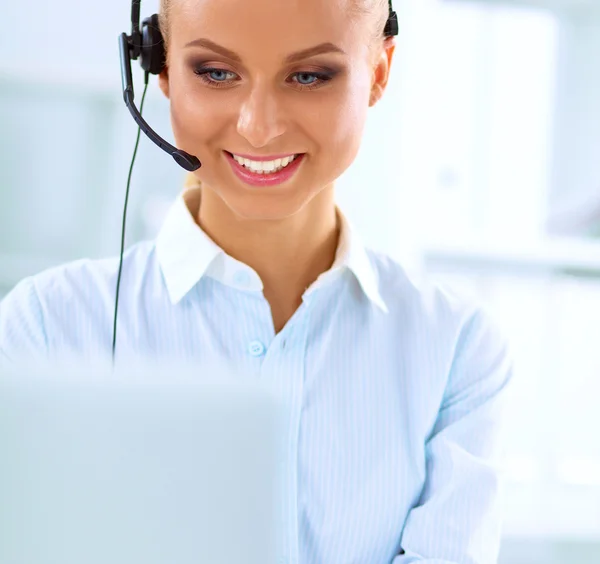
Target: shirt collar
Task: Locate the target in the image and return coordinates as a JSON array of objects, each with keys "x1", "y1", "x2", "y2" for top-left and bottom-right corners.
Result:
[{"x1": 155, "y1": 187, "x2": 388, "y2": 313}]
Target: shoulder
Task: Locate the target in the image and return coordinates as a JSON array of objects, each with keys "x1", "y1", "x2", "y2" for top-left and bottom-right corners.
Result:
[
  {"x1": 0, "y1": 241, "x2": 158, "y2": 363},
  {"x1": 367, "y1": 248, "x2": 514, "y2": 428},
  {"x1": 366, "y1": 247, "x2": 512, "y2": 361},
  {"x1": 16, "y1": 240, "x2": 158, "y2": 312},
  {"x1": 366, "y1": 248, "x2": 478, "y2": 321}
]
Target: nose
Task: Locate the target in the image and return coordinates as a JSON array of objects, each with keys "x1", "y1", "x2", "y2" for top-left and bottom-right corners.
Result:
[{"x1": 236, "y1": 85, "x2": 287, "y2": 149}]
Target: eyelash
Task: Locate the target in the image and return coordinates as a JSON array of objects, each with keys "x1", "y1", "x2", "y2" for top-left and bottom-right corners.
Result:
[{"x1": 193, "y1": 67, "x2": 335, "y2": 91}]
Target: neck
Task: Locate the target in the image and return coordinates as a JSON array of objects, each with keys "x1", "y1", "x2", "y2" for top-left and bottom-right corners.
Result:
[{"x1": 191, "y1": 184, "x2": 340, "y2": 306}]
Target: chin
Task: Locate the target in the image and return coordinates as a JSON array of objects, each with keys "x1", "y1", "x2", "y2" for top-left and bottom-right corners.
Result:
[
  {"x1": 199, "y1": 156, "x2": 335, "y2": 222},
  {"x1": 220, "y1": 189, "x2": 316, "y2": 222}
]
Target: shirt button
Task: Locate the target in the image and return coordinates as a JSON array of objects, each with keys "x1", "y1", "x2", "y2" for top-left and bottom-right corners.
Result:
[
  {"x1": 233, "y1": 270, "x2": 251, "y2": 287},
  {"x1": 248, "y1": 340, "x2": 266, "y2": 357}
]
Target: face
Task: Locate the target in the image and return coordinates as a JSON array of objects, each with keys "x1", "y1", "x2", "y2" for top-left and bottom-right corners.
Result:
[{"x1": 159, "y1": 0, "x2": 395, "y2": 221}]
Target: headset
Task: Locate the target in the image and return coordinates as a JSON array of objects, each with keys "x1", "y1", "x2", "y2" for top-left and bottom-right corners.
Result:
[{"x1": 113, "y1": 0, "x2": 399, "y2": 361}]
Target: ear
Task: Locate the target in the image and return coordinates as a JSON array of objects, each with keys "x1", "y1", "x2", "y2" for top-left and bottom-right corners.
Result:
[
  {"x1": 369, "y1": 37, "x2": 396, "y2": 107},
  {"x1": 158, "y1": 65, "x2": 170, "y2": 99}
]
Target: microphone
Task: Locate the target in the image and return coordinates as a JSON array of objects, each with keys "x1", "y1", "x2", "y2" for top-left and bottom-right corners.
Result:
[{"x1": 118, "y1": 32, "x2": 201, "y2": 172}]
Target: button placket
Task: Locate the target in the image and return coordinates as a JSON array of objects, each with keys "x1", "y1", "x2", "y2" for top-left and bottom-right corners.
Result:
[{"x1": 248, "y1": 340, "x2": 266, "y2": 357}]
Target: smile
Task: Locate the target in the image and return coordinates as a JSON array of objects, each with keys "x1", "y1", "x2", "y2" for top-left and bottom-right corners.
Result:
[
  {"x1": 231, "y1": 153, "x2": 300, "y2": 174},
  {"x1": 224, "y1": 151, "x2": 305, "y2": 188}
]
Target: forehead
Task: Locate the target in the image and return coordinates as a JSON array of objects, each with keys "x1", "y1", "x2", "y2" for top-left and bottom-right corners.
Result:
[{"x1": 169, "y1": 0, "x2": 369, "y2": 59}]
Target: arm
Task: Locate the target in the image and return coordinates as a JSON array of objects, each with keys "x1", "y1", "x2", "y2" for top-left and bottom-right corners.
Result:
[
  {"x1": 0, "y1": 277, "x2": 48, "y2": 366},
  {"x1": 393, "y1": 306, "x2": 514, "y2": 564}
]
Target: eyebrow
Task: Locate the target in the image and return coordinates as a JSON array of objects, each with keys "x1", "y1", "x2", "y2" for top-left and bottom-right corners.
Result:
[{"x1": 184, "y1": 38, "x2": 346, "y2": 63}]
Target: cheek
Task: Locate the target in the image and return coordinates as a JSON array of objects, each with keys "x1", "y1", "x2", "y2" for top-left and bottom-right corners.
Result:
[
  {"x1": 317, "y1": 81, "x2": 371, "y2": 159},
  {"x1": 168, "y1": 71, "x2": 223, "y2": 144},
  {"x1": 330, "y1": 95, "x2": 369, "y2": 146}
]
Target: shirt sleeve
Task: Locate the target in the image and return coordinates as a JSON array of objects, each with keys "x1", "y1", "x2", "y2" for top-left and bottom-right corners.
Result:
[
  {"x1": 0, "y1": 277, "x2": 48, "y2": 366},
  {"x1": 392, "y1": 305, "x2": 515, "y2": 564}
]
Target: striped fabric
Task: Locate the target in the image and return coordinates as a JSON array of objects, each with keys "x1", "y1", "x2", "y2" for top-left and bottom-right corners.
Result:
[{"x1": 0, "y1": 187, "x2": 514, "y2": 563}]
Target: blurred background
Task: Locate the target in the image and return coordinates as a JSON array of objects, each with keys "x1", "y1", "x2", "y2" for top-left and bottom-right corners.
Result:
[{"x1": 1, "y1": 0, "x2": 599, "y2": 561}]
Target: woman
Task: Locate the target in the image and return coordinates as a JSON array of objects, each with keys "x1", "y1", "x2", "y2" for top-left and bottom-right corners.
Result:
[{"x1": 0, "y1": 0, "x2": 514, "y2": 562}]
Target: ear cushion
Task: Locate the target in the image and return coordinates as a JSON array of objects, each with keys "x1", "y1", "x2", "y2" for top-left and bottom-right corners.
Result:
[{"x1": 140, "y1": 14, "x2": 166, "y2": 75}]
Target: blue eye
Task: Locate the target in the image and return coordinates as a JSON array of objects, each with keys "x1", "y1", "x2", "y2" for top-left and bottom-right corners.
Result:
[
  {"x1": 295, "y1": 73, "x2": 319, "y2": 86},
  {"x1": 207, "y1": 69, "x2": 235, "y2": 82},
  {"x1": 193, "y1": 67, "x2": 336, "y2": 90}
]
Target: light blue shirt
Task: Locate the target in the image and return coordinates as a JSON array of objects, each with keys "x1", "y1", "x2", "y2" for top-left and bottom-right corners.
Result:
[{"x1": 0, "y1": 188, "x2": 514, "y2": 563}]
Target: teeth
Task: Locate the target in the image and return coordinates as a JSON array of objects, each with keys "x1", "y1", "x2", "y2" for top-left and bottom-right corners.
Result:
[{"x1": 232, "y1": 154, "x2": 298, "y2": 174}]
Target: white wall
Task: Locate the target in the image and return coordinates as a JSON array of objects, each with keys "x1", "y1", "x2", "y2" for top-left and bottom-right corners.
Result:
[{"x1": 546, "y1": 13, "x2": 600, "y2": 234}]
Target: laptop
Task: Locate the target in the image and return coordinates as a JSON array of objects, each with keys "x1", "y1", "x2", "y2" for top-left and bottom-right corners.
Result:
[{"x1": 0, "y1": 360, "x2": 286, "y2": 564}]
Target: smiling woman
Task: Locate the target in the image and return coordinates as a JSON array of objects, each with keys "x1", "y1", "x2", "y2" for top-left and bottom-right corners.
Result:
[
  {"x1": 146, "y1": 0, "x2": 398, "y2": 333},
  {"x1": 0, "y1": 1, "x2": 515, "y2": 563},
  {"x1": 155, "y1": 0, "x2": 395, "y2": 230}
]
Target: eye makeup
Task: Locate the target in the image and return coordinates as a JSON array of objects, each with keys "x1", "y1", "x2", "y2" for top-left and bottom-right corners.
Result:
[{"x1": 185, "y1": 57, "x2": 344, "y2": 91}]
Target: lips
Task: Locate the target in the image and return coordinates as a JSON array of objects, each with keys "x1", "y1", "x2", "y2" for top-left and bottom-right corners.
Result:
[
  {"x1": 226, "y1": 152, "x2": 298, "y2": 173},
  {"x1": 224, "y1": 150, "x2": 305, "y2": 188},
  {"x1": 227, "y1": 151, "x2": 298, "y2": 162}
]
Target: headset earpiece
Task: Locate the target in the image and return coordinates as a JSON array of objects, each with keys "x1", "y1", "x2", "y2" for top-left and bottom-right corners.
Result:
[
  {"x1": 384, "y1": 0, "x2": 399, "y2": 37},
  {"x1": 140, "y1": 14, "x2": 166, "y2": 75}
]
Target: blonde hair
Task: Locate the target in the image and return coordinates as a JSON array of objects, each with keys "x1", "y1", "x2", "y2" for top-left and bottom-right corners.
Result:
[{"x1": 159, "y1": 0, "x2": 391, "y2": 60}]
